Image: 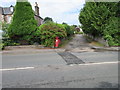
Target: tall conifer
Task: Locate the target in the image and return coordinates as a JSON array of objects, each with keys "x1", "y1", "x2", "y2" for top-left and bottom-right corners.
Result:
[{"x1": 8, "y1": 0, "x2": 37, "y2": 44}]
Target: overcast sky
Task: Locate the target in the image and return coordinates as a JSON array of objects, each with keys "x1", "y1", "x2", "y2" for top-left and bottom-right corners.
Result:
[{"x1": 0, "y1": 0, "x2": 85, "y2": 25}]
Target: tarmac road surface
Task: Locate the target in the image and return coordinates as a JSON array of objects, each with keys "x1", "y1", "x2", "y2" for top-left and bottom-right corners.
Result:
[{"x1": 2, "y1": 51, "x2": 119, "y2": 88}]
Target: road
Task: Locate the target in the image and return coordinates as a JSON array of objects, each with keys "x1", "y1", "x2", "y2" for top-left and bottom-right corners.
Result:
[{"x1": 1, "y1": 34, "x2": 119, "y2": 88}]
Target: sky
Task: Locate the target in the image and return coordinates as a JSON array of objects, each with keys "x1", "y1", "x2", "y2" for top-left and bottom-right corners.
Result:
[{"x1": 0, "y1": 0, "x2": 85, "y2": 25}]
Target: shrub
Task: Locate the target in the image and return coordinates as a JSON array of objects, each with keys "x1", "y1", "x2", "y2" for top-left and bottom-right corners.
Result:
[
  {"x1": 36, "y1": 22, "x2": 67, "y2": 47},
  {"x1": 2, "y1": 22, "x2": 10, "y2": 39},
  {"x1": 0, "y1": 43, "x2": 4, "y2": 50},
  {"x1": 62, "y1": 24, "x2": 74, "y2": 36}
]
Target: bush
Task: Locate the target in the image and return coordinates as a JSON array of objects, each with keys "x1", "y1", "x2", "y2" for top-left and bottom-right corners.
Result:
[
  {"x1": 0, "y1": 43, "x2": 5, "y2": 50},
  {"x1": 75, "y1": 32, "x2": 84, "y2": 34},
  {"x1": 2, "y1": 22, "x2": 10, "y2": 39},
  {"x1": 62, "y1": 24, "x2": 74, "y2": 36},
  {"x1": 36, "y1": 22, "x2": 67, "y2": 47}
]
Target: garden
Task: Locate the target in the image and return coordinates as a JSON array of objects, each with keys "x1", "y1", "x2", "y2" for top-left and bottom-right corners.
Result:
[{"x1": 0, "y1": 1, "x2": 77, "y2": 50}]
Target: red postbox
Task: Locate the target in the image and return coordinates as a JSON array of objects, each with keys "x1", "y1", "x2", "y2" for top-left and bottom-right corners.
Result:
[{"x1": 55, "y1": 37, "x2": 60, "y2": 48}]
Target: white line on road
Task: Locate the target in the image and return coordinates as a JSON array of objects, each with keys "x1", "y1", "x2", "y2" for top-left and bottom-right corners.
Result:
[
  {"x1": 0, "y1": 67, "x2": 35, "y2": 71},
  {"x1": 0, "y1": 61, "x2": 119, "y2": 71},
  {"x1": 69, "y1": 61, "x2": 119, "y2": 66}
]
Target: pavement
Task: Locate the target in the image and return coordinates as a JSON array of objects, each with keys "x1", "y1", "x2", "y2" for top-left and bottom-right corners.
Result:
[
  {"x1": 1, "y1": 47, "x2": 65, "y2": 55},
  {"x1": 91, "y1": 46, "x2": 120, "y2": 51}
]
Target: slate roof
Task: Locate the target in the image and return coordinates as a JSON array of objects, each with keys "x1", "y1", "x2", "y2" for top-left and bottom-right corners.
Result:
[
  {"x1": 0, "y1": 6, "x2": 13, "y2": 15},
  {"x1": 2, "y1": 7, "x2": 13, "y2": 15},
  {"x1": 34, "y1": 14, "x2": 43, "y2": 20},
  {"x1": 0, "y1": 7, "x2": 3, "y2": 14}
]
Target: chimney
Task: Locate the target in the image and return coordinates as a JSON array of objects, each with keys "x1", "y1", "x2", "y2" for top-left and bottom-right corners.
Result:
[{"x1": 35, "y1": 2, "x2": 39, "y2": 16}]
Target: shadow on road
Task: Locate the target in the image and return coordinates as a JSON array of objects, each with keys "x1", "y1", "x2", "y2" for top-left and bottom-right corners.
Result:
[{"x1": 95, "y1": 81, "x2": 119, "y2": 88}]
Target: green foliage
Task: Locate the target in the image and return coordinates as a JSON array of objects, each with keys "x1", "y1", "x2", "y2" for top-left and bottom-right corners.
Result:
[
  {"x1": 8, "y1": 1, "x2": 37, "y2": 44},
  {"x1": 75, "y1": 32, "x2": 84, "y2": 34},
  {"x1": 36, "y1": 22, "x2": 67, "y2": 47},
  {"x1": 3, "y1": 39, "x2": 20, "y2": 46},
  {"x1": 62, "y1": 24, "x2": 74, "y2": 36},
  {"x1": 0, "y1": 22, "x2": 2, "y2": 28},
  {"x1": 2, "y1": 22, "x2": 9, "y2": 31},
  {"x1": 79, "y1": 2, "x2": 119, "y2": 46},
  {"x1": 103, "y1": 17, "x2": 120, "y2": 46},
  {"x1": 44, "y1": 17, "x2": 53, "y2": 23},
  {"x1": 0, "y1": 43, "x2": 4, "y2": 50},
  {"x1": 69, "y1": 25, "x2": 76, "y2": 35},
  {"x1": 2, "y1": 22, "x2": 10, "y2": 38}
]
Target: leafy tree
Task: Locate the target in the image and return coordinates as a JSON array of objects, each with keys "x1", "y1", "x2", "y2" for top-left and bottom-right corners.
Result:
[
  {"x1": 62, "y1": 22, "x2": 68, "y2": 25},
  {"x1": 72, "y1": 25, "x2": 77, "y2": 28},
  {"x1": 79, "y1": 2, "x2": 119, "y2": 46},
  {"x1": 8, "y1": 0, "x2": 37, "y2": 44},
  {"x1": 62, "y1": 24, "x2": 74, "y2": 36},
  {"x1": 44, "y1": 17, "x2": 53, "y2": 23},
  {"x1": 103, "y1": 17, "x2": 120, "y2": 46}
]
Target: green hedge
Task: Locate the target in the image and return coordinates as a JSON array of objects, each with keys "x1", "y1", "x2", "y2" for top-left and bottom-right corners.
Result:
[{"x1": 62, "y1": 24, "x2": 74, "y2": 36}]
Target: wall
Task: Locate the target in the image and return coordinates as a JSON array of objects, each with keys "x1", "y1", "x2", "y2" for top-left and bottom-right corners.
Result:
[
  {"x1": 34, "y1": 15, "x2": 43, "y2": 26},
  {"x1": 3, "y1": 15, "x2": 12, "y2": 23}
]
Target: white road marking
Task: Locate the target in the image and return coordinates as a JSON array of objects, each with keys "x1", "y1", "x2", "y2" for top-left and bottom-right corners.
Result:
[
  {"x1": 0, "y1": 67, "x2": 35, "y2": 71},
  {"x1": 0, "y1": 61, "x2": 119, "y2": 71},
  {"x1": 79, "y1": 61, "x2": 119, "y2": 66},
  {"x1": 70, "y1": 61, "x2": 119, "y2": 66}
]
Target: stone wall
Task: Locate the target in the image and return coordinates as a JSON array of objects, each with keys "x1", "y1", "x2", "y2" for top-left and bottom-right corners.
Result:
[{"x1": 34, "y1": 15, "x2": 43, "y2": 26}]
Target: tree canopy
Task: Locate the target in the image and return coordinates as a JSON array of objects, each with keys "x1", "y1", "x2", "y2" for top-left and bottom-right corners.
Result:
[
  {"x1": 79, "y1": 2, "x2": 120, "y2": 46},
  {"x1": 44, "y1": 17, "x2": 53, "y2": 23},
  {"x1": 8, "y1": 0, "x2": 37, "y2": 44}
]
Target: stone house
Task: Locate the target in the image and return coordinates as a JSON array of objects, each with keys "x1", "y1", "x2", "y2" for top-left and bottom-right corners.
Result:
[
  {"x1": 0, "y1": 2, "x2": 43, "y2": 26},
  {"x1": 34, "y1": 2, "x2": 43, "y2": 26},
  {"x1": 0, "y1": 5, "x2": 14, "y2": 24}
]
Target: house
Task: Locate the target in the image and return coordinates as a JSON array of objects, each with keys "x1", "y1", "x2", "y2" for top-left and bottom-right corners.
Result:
[
  {"x1": 34, "y1": 2, "x2": 43, "y2": 26},
  {"x1": 0, "y1": 2, "x2": 43, "y2": 26},
  {"x1": 0, "y1": 5, "x2": 14, "y2": 24},
  {"x1": 75, "y1": 27, "x2": 83, "y2": 32}
]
